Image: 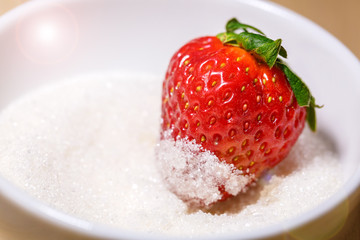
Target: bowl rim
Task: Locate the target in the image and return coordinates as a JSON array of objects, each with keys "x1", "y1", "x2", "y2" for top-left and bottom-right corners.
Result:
[{"x1": 0, "y1": 0, "x2": 359, "y2": 239}]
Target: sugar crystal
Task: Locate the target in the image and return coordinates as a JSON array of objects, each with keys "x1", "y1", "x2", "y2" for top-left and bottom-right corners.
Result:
[{"x1": 156, "y1": 131, "x2": 254, "y2": 207}]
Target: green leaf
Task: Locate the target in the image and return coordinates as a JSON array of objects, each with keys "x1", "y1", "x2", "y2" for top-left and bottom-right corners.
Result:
[
  {"x1": 253, "y1": 38, "x2": 282, "y2": 68},
  {"x1": 277, "y1": 62, "x2": 311, "y2": 107},
  {"x1": 279, "y1": 46, "x2": 287, "y2": 58},
  {"x1": 216, "y1": 32, "x2": 239, "y2": 47},
  {"x1": 223, "y1": 32, "x2": 282, "y2": 68},
  {"x1": 218, "y1": 32, "x2": 285, "y2": 68},
  {"x1": 306, "y1": 96, "x2": 317, "y2": 132},
  {"x1": 226, "y1": 18, "x2": 265, "y2": 35},
  {"x1": 277, "y1": 62, "x2": 321, "y2": 132}
]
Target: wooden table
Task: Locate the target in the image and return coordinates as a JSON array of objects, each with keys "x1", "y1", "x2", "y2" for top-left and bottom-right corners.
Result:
[{"x1": 272, "y1": 0, "x2": 360, "y2": 59}]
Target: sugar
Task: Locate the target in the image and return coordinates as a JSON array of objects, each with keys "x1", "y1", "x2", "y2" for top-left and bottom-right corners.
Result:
[
  {"x1": 156, "y1": 131, "x2": 254, "y2": 207},
  {"x1": 0, "y1": 73, "x2": 343, "y2": 237}
]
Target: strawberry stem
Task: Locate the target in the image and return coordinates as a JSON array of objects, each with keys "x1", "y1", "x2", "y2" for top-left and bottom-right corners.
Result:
[{"x1": 217, "y1": 18, "x2": 321, "y2": 132}]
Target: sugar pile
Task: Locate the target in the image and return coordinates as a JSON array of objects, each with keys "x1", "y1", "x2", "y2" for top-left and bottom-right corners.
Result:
[
  {"x1": 156, "y1": 131, "x2": 255, "y2": 207},
  {"x1": 0, "y1": 73, "x2": 342, "y2": 237}
]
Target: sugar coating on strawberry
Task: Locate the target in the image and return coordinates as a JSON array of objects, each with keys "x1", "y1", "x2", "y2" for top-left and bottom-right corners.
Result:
[
  {"x1": 157, "y1": 19, "x2": 319, "y2": 208},
  {"x1": 157, "y1": 131, "x2": 255, "y2": 207}
]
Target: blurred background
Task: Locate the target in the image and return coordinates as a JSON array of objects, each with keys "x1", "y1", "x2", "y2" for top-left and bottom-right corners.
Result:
[
  {"x1": 1, "y1": 0, "x2": 360, "y2": 58},
  {"x1": 272, "y1": 0, "x2": 360, "y2": 58}
]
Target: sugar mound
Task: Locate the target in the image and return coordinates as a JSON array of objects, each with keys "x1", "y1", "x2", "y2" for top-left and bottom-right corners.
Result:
[
  {"x1": 156, "y1": 131, "x2": 254, "y2": 207},
  {"x1": 0, "y1": 73, "x2": 343, "y2": 237}
]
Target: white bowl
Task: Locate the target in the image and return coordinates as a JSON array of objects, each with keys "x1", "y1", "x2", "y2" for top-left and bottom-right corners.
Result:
[{"x1": 0, "y1": 0, "x2": 359, "y2": 239}]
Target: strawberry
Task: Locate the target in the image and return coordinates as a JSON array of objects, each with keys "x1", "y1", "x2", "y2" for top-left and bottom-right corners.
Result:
[{"x1": 158, "y1": 18, "x2": 319, "y2": 207}]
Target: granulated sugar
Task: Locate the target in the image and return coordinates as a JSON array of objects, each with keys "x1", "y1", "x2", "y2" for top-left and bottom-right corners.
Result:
[
  {"x1": 0, "y1": 73, "x2": 342, "y2": 237},
  {"x1": 156, "y1": 131, "x2": 254, "y2": 207}
]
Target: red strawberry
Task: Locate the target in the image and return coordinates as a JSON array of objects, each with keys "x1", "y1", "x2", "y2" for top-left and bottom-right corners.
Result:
[{"x1": 158, "y1": 19, "x2": 318, "y2": 207}]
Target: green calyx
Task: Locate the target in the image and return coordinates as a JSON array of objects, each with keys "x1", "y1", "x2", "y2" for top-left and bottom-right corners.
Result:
[{"x1": 217, "y1": 18, "x2": 321, "y2": 132}]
